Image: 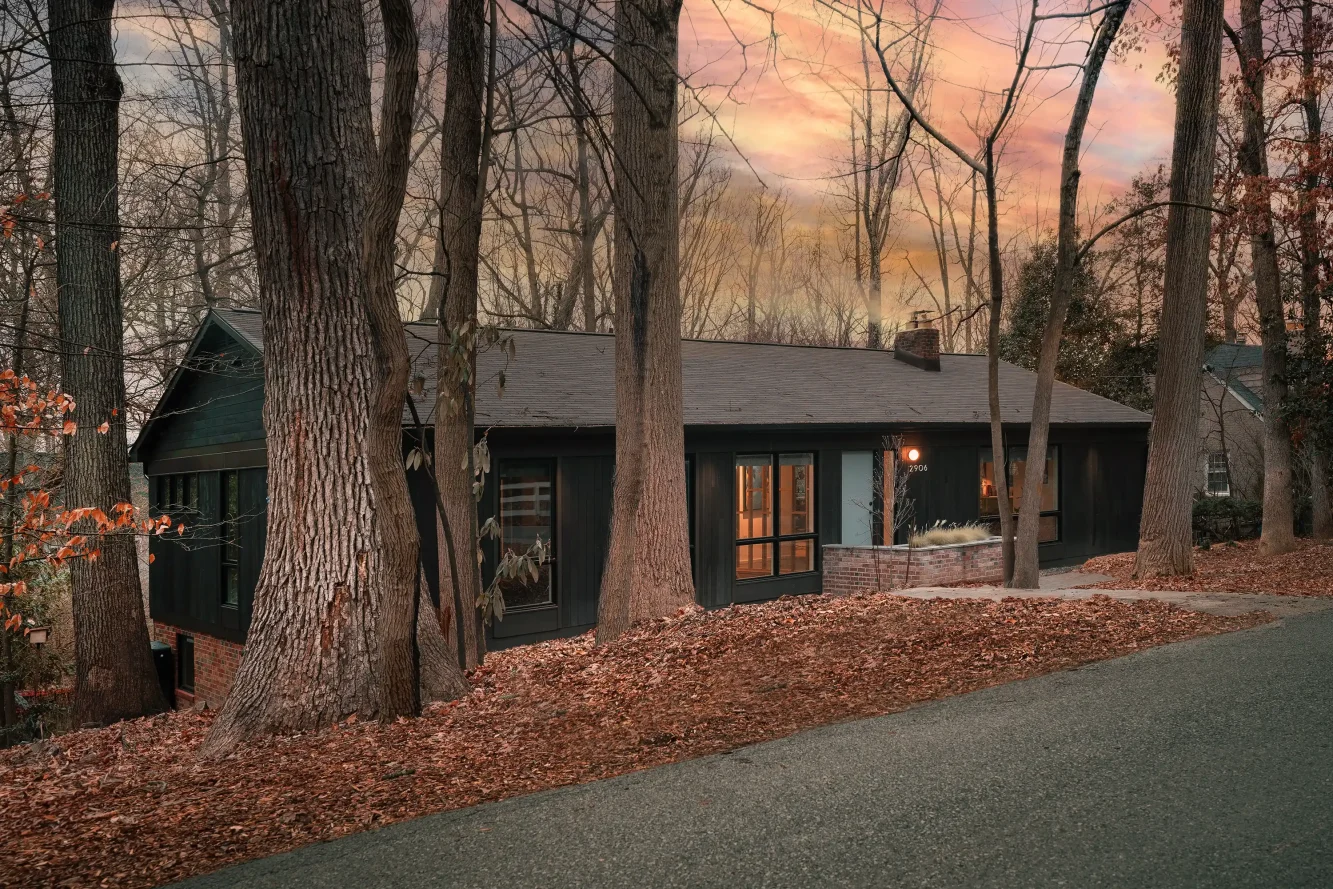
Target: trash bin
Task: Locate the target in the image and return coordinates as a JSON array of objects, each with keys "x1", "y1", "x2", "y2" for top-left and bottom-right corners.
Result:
[{"x1": 151, "y1": 641, "x2": 176, "y2": 709}]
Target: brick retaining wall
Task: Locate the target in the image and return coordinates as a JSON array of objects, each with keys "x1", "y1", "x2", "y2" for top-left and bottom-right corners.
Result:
[
  {"x1": 150, "y1": 622, "x2": 243, "y2": 709},
  {"x1": 822, "y1": 538, "x2": 1003, "y2": 595}
]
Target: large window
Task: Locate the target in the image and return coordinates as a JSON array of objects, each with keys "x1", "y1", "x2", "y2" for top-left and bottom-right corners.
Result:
[
  {"x1": 736, "y1": 453, "x2": 816, "y2": 580},
  {"x1": 498, "y1": 460, "x2": 555, "y2": 609},
  {"x1": 980, "y1": 446, "x2": 1060, "y2": 543},
  {"x1": 220, "y1": 471, "x2": 240, "y2": 608},
  {"x1": 1206, "y1": 452, "x2": 1230, "y2": 497}
]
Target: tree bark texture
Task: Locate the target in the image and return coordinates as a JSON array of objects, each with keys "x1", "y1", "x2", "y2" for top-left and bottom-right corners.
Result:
[
  {"x1": 50, "y1": 0, "x2": 166, "y2": 727},
  {"x1": 1233, "y1": 0, "x2": 1296, "y2": 556},
  {"x1": 984, "y1": 159, "x2": 1015, "y2": 583},
  {"x1": 1136, "y1": 0, "x2": 1224, "y2": 577},
  {"x1": 1012, "y1": 1, "x2": 1128, "y2": 589},
  {"x1": 432, "y1": 0, "x2": 488, "y2": 669},
  {"x1": 363, "y1": 0, "x2": 463, "y2": 710},
  {"x1": 205, "y1": 0, "x2": 416, "y2": 753},
  {"x1": 597, "y1": 0, "x2": 696, "y2": 643},
  {"x1": 1298, "y1": 0, "x2": 1332, "y2": 539}
]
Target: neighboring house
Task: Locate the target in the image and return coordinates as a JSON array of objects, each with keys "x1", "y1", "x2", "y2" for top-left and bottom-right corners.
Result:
[
  {"x1": 1200, "y1": 342, "x2": 1266, "y2": 501},
  {"x1": 130, "y1": 309, "x2": 1150, "y2": 707}
]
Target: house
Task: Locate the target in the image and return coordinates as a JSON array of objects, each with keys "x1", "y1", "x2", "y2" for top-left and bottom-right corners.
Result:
[
  {"x1": 1200, "y1": 342, "x2": 1266, "y2": 500},
  {"x1": 130, "y1": 309, "x2": 1150, "y2": 707}
]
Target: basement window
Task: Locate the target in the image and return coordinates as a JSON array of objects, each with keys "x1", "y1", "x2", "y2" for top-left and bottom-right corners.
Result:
[{"x1": 176, "y1": 633, "x2": 195, "y2": 693}]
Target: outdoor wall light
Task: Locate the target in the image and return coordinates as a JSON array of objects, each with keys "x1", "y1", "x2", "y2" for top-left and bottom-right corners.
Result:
[{"x1": 904, "y1": 447, "x2": 921, "y2": 463}]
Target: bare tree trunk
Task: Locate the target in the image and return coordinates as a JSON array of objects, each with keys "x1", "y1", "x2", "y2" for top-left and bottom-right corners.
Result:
[
  {"x1": 568, "y1": 29, "x2": 599, "y2": 333},
  {"x1": 1230, "y1": 0, "x2": 1296, "y2": 556},
  {"x1": 0, "y1": 272, "x2": 31, "y2": 744},
  {"x1": 1298, "y1": 0, "x2": 1332, "y2": 539},
  {"x1": 50, "y1": 0, "x2": 166, "y2": 728},
  {"x1": 434, "y1": 0, "x2": 489, "y2": 669},
  {"x1": 983, "y1": 161, "x2": 1015, "y2": 583},
  {"x1": 1012, "y1": 2, "x2": 1128, "y2": 589},
  {"x1": 203, "y1": 0, "x2": 413, "y2": 754},
  {"x1": 1137, "y1": 0, "x2": 1224, "y2": 577},
  {"x1": 363, "y1": 0, "x2": 464, "y2": 710},
  {"x1": 597, "y1": 0, "x2": 695, "y2": 643}
]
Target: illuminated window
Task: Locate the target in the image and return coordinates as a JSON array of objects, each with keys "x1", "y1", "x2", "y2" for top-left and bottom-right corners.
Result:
[
  {"x1": 980, "y1": 447, "x2": 1060, "y2": 543},
  {"x1": 736, "y1": 453, "x2": 817, "y2": 579}
]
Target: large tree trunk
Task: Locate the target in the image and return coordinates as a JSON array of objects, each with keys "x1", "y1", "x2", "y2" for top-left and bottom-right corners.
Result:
[
  {"x1": 1136, "y1": 0, "x2": 1224, "y2": 577},
  {"x1": 1012, "y1": 1, "x2": 1128, "y2": 589},
  {"x1": 1298, "y1": 0, "x2": 1332, "y2": 540},
  {"x1": 1232, "y1": 0, "x2": 1296, "y2": 556},
  {"x1": 363, "y1": 0, "x2": 465, "y2": 707},
  {"x1": 203, "y1": 0, "x2": 415, "y2": 754},
  {"x1": 50, "y1": 0, "x2": 166, "y2": 728},
  {"x1": 433, "y1": 0, "x2": 489, "y2": 669},
  {"x1": 596, "y1": 0, "x2": 695, "y2": 643}
]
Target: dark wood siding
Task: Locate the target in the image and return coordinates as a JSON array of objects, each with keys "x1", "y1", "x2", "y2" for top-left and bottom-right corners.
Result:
[
  {"x1": 145, "y1": 418, "x2": 1148, "y2": 650},
  {"x1": 694, "y1": 451, "x2": 733, "y2": 608},
  {"x1": 906, "y1": 444, "x2": 981, "y2": 536},
  {"x1": 557, "y1": 455, "x2": 612, "y2": 629},
  {"x1": 147, "y1": 466, "x2": 264, "y2": 644},
  {"x1": 139, "y1": 326, "x2": 265, "y2": 465}
]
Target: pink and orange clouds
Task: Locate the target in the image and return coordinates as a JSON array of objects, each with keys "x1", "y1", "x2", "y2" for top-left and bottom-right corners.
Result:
[{"x1": 680, "y1": 0, "x2": 1179, "y2": 237}]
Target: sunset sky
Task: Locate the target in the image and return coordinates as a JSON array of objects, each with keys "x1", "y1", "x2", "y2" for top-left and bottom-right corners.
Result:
[{"x1": 679, "y1": 0, "x2": 1179, "y2": 247}]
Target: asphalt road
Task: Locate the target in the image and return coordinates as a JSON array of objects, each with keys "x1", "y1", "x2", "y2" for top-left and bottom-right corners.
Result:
[{"x1": 179, "y1": 611, "x2": 1333, "y2": 889}]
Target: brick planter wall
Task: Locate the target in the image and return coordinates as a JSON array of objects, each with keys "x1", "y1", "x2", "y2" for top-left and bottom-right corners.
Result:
[
  {"x1": 150, "y1": 622, "x2": 243, "y2": 710},
  {"x1": 822, "y1": 538, "x2": 1003, "y2": 596}
]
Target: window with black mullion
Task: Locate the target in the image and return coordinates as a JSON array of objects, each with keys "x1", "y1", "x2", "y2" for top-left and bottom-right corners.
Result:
[
  {"x1": 734, "y1": 453, "x2": 817, "y2": 580},
  {"x1": 220, "y1": 471, "x2": 240, "y2": 608}
]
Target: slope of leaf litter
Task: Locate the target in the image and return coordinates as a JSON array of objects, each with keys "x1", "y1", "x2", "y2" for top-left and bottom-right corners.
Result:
[
  {"x1": 0, "y1": 592, "x2": 1266, "y2": 888},
  {"x1": 1082, "y1": 539, "x2": 1333, "y2": 597}
]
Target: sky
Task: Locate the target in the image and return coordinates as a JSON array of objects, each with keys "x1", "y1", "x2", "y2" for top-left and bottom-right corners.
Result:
[{"x1": 678, "y1": 0, "x2": 1180, "y2": 245}]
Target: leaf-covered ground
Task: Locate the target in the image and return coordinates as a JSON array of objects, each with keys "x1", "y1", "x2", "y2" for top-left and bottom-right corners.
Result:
[
  {"x1": 1083, "y1": 539, "x2": 1333, "y2": 597},
  {"x1": 0, "y1": 593, "x2": 1266, "y2": 888}
]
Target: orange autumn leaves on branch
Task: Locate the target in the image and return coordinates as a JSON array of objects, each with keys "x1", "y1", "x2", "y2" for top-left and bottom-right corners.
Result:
[{"x1": 0, "y1": 368, "x2": 171, "y2": 633}]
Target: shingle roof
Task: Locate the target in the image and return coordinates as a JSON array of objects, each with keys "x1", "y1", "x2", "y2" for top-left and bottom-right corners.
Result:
[
  {"x1": 212, "y1": 309, "x2": 1149, "y2": 429},
  {"x1": 1204, "y1": 343, "x2": 1263, "y2": 371},
  {"x1": 1203, "y1": 343, "x2": 1264, "y2": 414}
]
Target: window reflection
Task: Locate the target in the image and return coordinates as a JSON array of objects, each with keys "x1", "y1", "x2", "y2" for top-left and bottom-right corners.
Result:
[
  {"x1": 979, "y1": 447, "x2": 1060, "y2": 543},
  {"x1": 499, "y1": 461, "x2": 555, "y2": 608},
  {"x1": 779, "y1": 454, "x2": 814, "y2": 535}
]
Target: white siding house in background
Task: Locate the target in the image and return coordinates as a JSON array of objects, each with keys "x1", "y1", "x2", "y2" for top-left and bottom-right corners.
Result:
[{"x1": 1200, "y1": 343, "x2": 1265, "y2": 501}]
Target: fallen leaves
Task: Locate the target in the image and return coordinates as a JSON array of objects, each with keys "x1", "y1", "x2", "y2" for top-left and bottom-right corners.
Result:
[
  {"x1": 1083, "y1": 539, "x2": 1333, "y2": 597},
  {"x1": 0, "y1": 593, "x2": 1266, "y2": 888}
]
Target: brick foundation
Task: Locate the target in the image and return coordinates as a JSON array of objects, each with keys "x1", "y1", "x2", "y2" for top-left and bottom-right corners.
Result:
[
  {"x1": 150, "y1": 622, "x2": 243, "y2": 710},
  {"x1": 821, "y1": 538, "x2": 1003, "y2": 595}
]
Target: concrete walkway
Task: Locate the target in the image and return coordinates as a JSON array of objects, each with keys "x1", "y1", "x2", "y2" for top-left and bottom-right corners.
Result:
[
  {"x1": 897, "y1": 570, "x2": 1333, "y2": 618},
  {"x1": 178, "y1": 609, "x2": 1333, "y2": 888}
]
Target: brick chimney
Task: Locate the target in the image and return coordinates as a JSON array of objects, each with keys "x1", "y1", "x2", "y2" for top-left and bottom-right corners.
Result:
[{"x1": 893, "y1": 312, "x2": 941, "y2": 371}]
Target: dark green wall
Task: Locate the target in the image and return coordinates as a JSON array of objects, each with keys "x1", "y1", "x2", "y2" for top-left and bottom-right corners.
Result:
[
  {"x1": 147, "y1": 467, "x2": 266, "y2": 643},
  {"x1": 136, "y1": 324, "x2": 266, "y2": 472}
]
